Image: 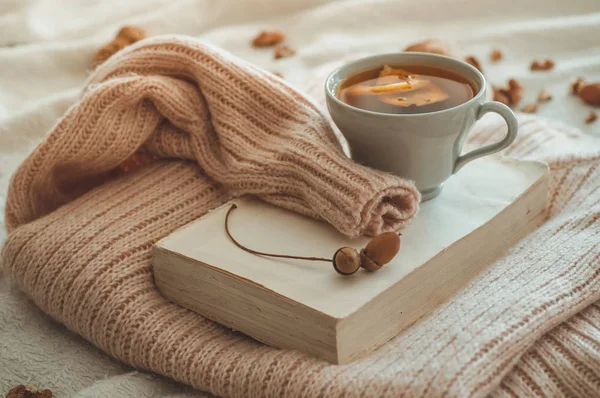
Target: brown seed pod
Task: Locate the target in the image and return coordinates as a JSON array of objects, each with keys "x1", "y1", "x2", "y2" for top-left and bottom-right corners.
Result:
[
  {"x1": 224, "y1": 205, "x2": 402, "y2": 277},
  {"x1": 333, "y1": 247, "x2": 361, "y2": 275},
  {"x1": 579, "y1": 83, "x2": 600, "y2": 106},
  {"x1": 117, "y1": 26, "x2": 148, "y2": 43},
  {"x1": 360, "y1": 232, "x2": 401, "y2": 272}
]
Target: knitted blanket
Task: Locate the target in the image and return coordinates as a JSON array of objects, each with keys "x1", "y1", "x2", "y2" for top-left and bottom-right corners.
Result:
[{"x1": 2, "y1": 35, "x2": 600, "y2": 398}]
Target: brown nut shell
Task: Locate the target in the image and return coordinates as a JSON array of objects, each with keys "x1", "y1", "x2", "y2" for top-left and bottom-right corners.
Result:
[
  {"x1": 360, "y1": 250, "x2": 383, "y2": 272},
  {"x1": 333, "y1": 247, "x2": 360, "y2": 275},
  {"x1": 117, "y1": 26, "x2": 148, "y2": 43},
  {"x1": 361, "y1": 232, "x2": 401, "y2": 268},
  {"x1": 579, "y1": 83, "x2": 600, "y2": 106}
]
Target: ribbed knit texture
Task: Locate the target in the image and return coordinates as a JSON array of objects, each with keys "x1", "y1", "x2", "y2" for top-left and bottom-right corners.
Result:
[
  {"x1": 3, "y1": 36, "x2": 419, "y2": 238},
  {"x1": 2, "y1": 36, "x2": 600, "y2": 398}
]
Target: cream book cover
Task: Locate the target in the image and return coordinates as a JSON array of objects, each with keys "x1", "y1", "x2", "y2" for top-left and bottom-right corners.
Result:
[{"x1": 153, "y1": 158, "x2": 548, "y2": 364}]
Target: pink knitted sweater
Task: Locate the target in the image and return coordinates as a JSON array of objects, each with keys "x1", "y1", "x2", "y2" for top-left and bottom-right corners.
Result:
[
  {"x1": 3, "y1": 36, "x2": 600, "y2": 397},
  {"x1": 4, "y1": 36, "x2": 419, "y2": 238}
]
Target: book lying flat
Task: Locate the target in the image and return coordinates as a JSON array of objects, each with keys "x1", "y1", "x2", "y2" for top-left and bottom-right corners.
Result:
[{"x1": 153, "y1": 157, "x2": 548, "y2": 364}]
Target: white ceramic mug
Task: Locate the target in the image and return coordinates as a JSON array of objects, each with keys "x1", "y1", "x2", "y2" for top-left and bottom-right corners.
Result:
[{"x1": 325, "y1": 52, "x2": 518, "y2": 201}]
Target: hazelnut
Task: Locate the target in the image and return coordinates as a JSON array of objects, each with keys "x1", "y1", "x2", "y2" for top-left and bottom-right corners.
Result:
[
  {"x1": 360, "y1": 232, "x2": 401, "y2": 272},
  {"x1": 333, "y1": 247, "x2": 360, "y2": 275},
  {"x1": 579, "y1": 83, "x2": 600, "y2": 106},
  {"x1": 117, "y1": 26, "x2": 148, "y2": 43}
]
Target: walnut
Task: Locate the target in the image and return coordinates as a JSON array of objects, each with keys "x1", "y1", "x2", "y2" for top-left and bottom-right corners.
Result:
[
  {"x1": 530, "y1": 59, "x2": 555, "y2": 71},
  {"x1": 585, "y1": 111, "x2": 597, "y2": 124},
  {"x1": 490, "y1": 49, "x2": 503, "y2": 62},
  {"x1": 93, "y1": 25, "x2": 148, "y2": 66},
  {"x1": 494, "y1": 78, "x2": 523, "y2": 107},
  {"x1": 521, "y1": 103, "x2": 538, "y2": 113},
  {"x1": 464, "y1": 56, "x2": 483, "y2": 73},
  {"x1": 274, "y1": 44, "x2": 295, "y2": 59},
  {"x1": 492, "y1": 85, "x2": 510, "y2": 106},
  {"x1": 251, "y1": 31, "x2": 285, "y2": 47},
  {"x1": 579, "y1": 83, "x2": 600, "y2": 106},
  {"x1": 507, "y1": 79, "x2": 524, "y2": 105},
  {"x1": 537, "y1": 89, "x2": 552, "y2": 103},
  {"x1": 570, "y1": 77, "x2": 585, "y2": 95},
  {"x1": 403, "y1": 39, "x2": 454, "y2": 57},
  {"x1": 6, "y1": 385, "x2": 52, "y2": 398}
]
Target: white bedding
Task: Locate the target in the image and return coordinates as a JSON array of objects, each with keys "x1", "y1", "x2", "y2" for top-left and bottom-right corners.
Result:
[{"x1": 0, "y1": 0, "x2": 599, "y2": 396}]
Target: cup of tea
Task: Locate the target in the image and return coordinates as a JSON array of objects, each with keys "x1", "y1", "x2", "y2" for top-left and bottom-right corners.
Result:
[{"x1": 325, "y1": 53, "x2": 518, "y2": 201}]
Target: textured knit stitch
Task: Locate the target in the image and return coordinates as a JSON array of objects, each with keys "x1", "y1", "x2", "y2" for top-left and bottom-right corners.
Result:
[
  {"x1": 4, "y1": 36, "x2": 419, "y2": 239},
  {"x1": 2, "y1": 36, "x2": 600, "y2": 398}
]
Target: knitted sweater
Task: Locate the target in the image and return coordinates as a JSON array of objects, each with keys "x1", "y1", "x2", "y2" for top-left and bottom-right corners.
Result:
[
  {"x1": 3, "y1": 36, "x2": 600, "y2": 397},
  {"x1": 4, "y1": 36, "x2": 419, "y2": 238}
]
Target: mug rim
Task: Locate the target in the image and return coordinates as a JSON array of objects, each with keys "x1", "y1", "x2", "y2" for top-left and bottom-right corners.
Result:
[{"x1": 325, "y1": 52, "x2": 486, "y2": 118}]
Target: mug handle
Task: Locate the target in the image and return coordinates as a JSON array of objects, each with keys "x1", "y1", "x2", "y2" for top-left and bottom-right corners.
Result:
[{"x1": 453, "y1": 101, "x2": 518, "y2": 173}]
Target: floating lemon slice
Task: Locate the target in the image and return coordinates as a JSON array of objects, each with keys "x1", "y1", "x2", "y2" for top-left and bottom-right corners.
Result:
[
  {"x1": 345, "y1": 79, "x2": 430, "y2": 96},
  {"x1": 380, "y1": 84, "x2": 449, "y2": 107},
  {"x1": 371, "y1": 79, "x2": 429, "y2": 93}
]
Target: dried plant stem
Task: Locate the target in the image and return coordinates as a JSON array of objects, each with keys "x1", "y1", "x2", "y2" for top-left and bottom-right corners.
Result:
[{"x1": 225, "y1": 204, "x2": 331, "y2": 263}]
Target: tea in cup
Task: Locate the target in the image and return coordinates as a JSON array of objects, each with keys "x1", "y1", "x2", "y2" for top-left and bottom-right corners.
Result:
[{"x1": 325, "y1": 53, "x2": 518, "y2": 201}]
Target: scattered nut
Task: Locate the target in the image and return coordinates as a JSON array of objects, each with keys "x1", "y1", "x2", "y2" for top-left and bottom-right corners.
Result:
[
  {"x1": 585, "y1": 111, "x2": 597, "y2": 124},
  {"x1": 93, "y1": 25, "x2": 148, "y2": 66},
  {"x1": 116, "y1": 26, "x2": 147, "y2": 42},
  {"x1": 579, "y1": 83, "x2": 600, "y2": 106},
  {"x1": 490, "y1": 49, "x2": 503, "y2": 62},
  {"x1": 537, "y1": 88, "x2": 552, "y2": 103},
  {"x1": 404, "y1": 39, "x2": 455, "y2": 57},
  {"x1": 251, "y1": 30, "x2": 285, "y2": 47},
  {"x1": 521, "y1": 103, "x2": 538, "y2": 113},
  {"x1": 495, "y1": 79, "x2": 523, "y2": 107},
  {"x1": 272, "y1": 71, "x2": 283, "y2": 78},
  {"x1": 507, "y1": 79, "x2": 524, "y2": 105},
  {"x1": 6, "y1": 385, "x2": 52, "y2": 398},
  {"x1": 360, "y1": 232, "x2": 401, "y2": 272},
  {"x1": 570, "y1": 77, "x2": 585, "y2": 95},
  {"x1": 530, "y1": 59, "x2": 555, "y2": 71},
  {"x1": 274, "y1": 44, "x2": 295, "y2": 59},
  {"x1": 464, "y1": 56, "x2": 483, "y2": 73},
  {"x1": 493, "y1": 86, "x2": 511, "y2": 106}
]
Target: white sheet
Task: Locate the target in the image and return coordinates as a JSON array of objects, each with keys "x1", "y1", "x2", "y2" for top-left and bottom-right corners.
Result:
[{"x1": 0, "y1": 0, "x2": 599, "y2": 396}]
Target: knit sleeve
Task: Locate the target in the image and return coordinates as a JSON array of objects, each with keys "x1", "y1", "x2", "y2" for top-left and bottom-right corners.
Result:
[{"x1": 5, "y1": 36, "x2": 419, "y2": 238}]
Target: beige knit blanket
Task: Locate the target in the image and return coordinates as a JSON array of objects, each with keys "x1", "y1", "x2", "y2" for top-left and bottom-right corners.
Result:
[{"x1": 2, "y1": 36, "x2": 600, "y2": 397}]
